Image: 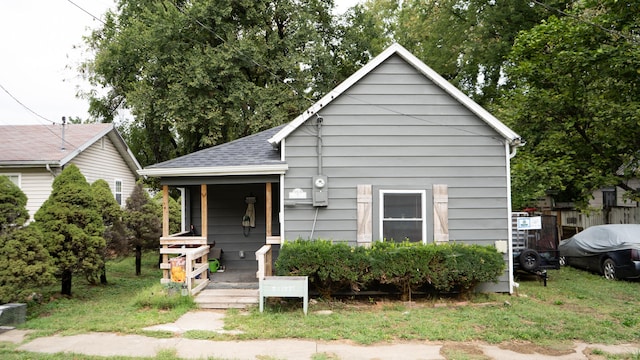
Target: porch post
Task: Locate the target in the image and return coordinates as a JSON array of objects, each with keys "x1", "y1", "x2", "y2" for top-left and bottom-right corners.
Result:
[
  {"x1": 266, "y1": 182, "x2": 272, "y2": 237},
  {"x1": 162, "y1": 185, "x2": 169, "y2": 237},
  {"x1": 201, "y1": 184, "x2": 208, "y2": 238},
  {"x1": 162, "y1": 185, "x2": 170, "y2": 280}
]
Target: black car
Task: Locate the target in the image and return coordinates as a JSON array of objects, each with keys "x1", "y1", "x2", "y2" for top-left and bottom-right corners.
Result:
[{"x1": 558, "y1": 224, "x2": 640, "y2": 280}]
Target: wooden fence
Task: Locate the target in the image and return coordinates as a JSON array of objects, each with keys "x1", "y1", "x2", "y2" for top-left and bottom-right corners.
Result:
[{"x1": 550, "y1": 207, "x2": 640, "y2": 238}]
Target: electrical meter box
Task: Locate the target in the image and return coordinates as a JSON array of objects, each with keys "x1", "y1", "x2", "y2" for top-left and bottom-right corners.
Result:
[{"x1": 312, "y1": 175, "x2": 328, "y2": 207}]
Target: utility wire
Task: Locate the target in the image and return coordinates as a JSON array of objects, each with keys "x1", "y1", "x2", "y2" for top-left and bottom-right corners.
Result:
[
  {"x1": 169, "y1": 0, "x2": 498, "y2": 141},
  {"x1": 0, "y1": 82, "x2": 56, "y2": 124},
  {"x1": 67, "y1": 0, "x2": 107, "y2": 25}
]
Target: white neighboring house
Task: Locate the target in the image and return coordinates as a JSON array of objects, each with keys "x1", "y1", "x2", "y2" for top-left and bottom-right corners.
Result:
[{"x1": 0, "y1": 123, "x2": 141, "y2": 220}]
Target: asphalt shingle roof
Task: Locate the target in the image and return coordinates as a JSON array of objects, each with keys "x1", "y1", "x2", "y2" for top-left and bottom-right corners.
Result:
[
  {"x1": 147, "y1": 124, "x2": 286, "y2": 169},
  {"x1": 0, "y1": 123, "x2": 112, "y2": 164}
]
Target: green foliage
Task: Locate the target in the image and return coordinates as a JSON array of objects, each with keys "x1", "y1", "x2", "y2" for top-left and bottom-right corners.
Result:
[
  {"x1": 0, "y1": 178, "x2": 55, "y2": 303},
  {"x1": 502, "y1": 0, "x2": 640, "y2": 208},
  {"x1": 275, "y1": 240, "x2": 504, "y2": 300},
  {"x1": 275, "y1": 239, "x2": 373, "y2": 299},
  {"x1": 153, "y1": 191, "x2": 181, "y2": 235},
  {"x1": 0, "y1": 175, "x2": 29, "y2": 234},
  {"x1": 84, "y1": 0, "x2": 346, "y2": 166},
  {"x1": 91, "y1": 179, "x2": 123, "y2": 226},
  {"x1": 34, "y1": 164, "x2": 105, "y2": 295},
  {"x1": 125, "y1": 182, "x2": 162, "y2": 250},
  {"x1": 133, "y1": 283, "x2": 195, "y2": 311},
  {"x1": 91, "y1": 179, "x2": 129, "y2": 257},
  {"x1": 125, "y1": 182, "x2": 161, "y2": 275},
  {"x1": 0, "y1": 225, "x2": 55, "y2": 303},
  {"x1": 346, "y1": 0, "x2": 562, "y2": 106}
]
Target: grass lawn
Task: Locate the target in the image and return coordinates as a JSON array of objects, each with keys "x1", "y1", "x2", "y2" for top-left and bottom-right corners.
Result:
[{"x1": 1, "y1": 252, "x2": 639, "y2": 359}]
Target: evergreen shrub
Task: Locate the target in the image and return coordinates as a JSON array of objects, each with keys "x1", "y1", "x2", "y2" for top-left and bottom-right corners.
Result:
[{"x1": 275, "y1": 239, "x2": 505, "y2": 300}]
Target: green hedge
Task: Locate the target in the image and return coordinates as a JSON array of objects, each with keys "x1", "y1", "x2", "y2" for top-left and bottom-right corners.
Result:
[{"x1": 275, "y1": 239, "x2": 505, "y2": 299}]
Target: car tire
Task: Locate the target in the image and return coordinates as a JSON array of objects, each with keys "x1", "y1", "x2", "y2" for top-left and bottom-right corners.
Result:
[
  {"x1": 602, "y1": 258, "x2": 617, "y2": 280},
  {"x1": 519, "y1": 249, "x2": 541, "y2": 272}
]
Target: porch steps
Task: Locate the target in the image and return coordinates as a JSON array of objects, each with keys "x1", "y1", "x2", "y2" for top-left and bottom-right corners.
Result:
[{"x1": 195, "y1": 283, "x2": 259, "y2": 309}]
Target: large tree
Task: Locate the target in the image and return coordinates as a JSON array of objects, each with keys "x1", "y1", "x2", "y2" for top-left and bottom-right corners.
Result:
[
  {"x1": 502, "y1": 0, "x2": 640, "y2": 209},
  {"x1": 345, "y1": 0, "x2": 571, "y2": 106},
  {"x1": 34, "y1": 165, "x2": 105, "y2": 296},
  {"x1": 84, "y1": 0, "x2": 344, "y2": 166},
  {"x1": 0, "y1": 176, "x2": 55, "y2": 303}
]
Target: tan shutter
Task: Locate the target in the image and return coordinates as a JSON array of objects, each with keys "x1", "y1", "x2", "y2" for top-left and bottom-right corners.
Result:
[
  {"x1": 357, "y1": 184, "x2": 372, "y2": 247},
  {"x1": 433, "y1": 184, "x2": 449, "y2": 243}
]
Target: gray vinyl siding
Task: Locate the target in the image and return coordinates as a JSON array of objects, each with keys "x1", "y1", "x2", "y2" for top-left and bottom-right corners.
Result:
[
  {"x1": 282, "y1": 55, "x2": 511, "y2": 290},
  {"x1": 283, "y1": 54, "x2": 509, "y2": 241},
  {"x1": 70, "y1": 135, "x2": 137, "y2": 206},
  {"x1": 188, "y1": 184, "x2": 280, "y2": 270}
]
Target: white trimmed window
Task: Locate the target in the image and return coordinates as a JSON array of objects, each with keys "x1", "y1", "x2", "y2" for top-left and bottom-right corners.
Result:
[
  {"x1": 115, "y1": 180, "x2": 123, "y2": 205},
  {"x1": 379, "y1": 190, "x2": 427, "y2": 243},
  {"x1": 3, "y1": 174, "x2": 21, "y2": 187}
]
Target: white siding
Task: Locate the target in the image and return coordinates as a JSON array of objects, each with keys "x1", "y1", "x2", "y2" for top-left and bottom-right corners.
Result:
[
  {"x1": 0, "y1": 168, "x2": 54, "y2": 221},
  {"x1": 70, "y1": 135, "x2": 138, "y2": 206}
]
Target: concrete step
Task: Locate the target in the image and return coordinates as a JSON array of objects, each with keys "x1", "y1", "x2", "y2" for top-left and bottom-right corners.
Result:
[{"x1": 195, "y1": 288, "x2": 259, "y2": 309}]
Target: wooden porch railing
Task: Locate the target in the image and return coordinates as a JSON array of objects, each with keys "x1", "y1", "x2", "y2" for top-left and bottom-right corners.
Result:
[
  {"x1": 256, "y1": 244, "x2": 273, "y2": 280},
  {"x1": 159, "y1": 231, "x2": 209, "y2": 295}
]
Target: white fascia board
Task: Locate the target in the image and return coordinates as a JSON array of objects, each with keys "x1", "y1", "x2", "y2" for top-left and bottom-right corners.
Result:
[
  {"x1": 107, "y1": 129, "x2": 143, "y2": 172},
  {"x1": 138, "y1": 164, "x2": 289, "y2": 177},
  {"x1": 59, "y1": 124, "x2": 115, "y2": 166},
  {"x1": 268, "y1": 43, "x2": 522, "y2": 146},
  {"x1": 268, "y1": 45, "x2": 401, "y2": 146},
  {"x1": 392, "y1": 46, "x2": 522, "y2": 144}
]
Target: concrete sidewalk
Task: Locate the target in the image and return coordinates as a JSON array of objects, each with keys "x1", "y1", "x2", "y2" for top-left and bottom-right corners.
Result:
[{"x1": 2, "y1": 311, "x2": 639, "y2": 360}]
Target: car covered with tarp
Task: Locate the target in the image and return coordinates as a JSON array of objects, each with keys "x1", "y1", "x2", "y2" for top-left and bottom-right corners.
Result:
[{"x1": 559, "y1": 224, "x2": 640, "y2": 280}]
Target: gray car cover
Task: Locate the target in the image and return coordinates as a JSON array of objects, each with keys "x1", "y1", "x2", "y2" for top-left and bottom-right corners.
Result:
[{"x1": 559, "y1": 224, "x2": 640, "y2": 257}]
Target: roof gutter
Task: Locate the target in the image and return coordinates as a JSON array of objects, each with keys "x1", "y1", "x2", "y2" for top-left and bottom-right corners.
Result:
[
  {"x1": 509, "y1": 138, "x2": 526, "y2": 159},
  {"x1": 138, "y1": 164, "x2": 289, "y2": 177}
]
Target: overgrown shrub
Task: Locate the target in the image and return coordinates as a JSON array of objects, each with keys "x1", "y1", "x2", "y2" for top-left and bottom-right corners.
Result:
[
  {"x1": 275, "y1": 239, "x2": 505, "y2": 300},
  {"x1": 275, "y1": 239, "x2": 373, "y2": 299}
]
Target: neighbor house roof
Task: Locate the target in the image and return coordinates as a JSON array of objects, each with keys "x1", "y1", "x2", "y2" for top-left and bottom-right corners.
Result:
[
  {"x1": 0, "y1": 123, "x2": 141, "y2": 174},
  {"x1": 138, "y1": 124, "x2": 288, "y2": 177},
  {"x1": 268, "y1": 43, "x2": 522, "y2": 146}
]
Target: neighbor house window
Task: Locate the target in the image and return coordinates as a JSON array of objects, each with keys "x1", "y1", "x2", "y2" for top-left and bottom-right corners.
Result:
[
  {"x1": 379, "y1": 190, "x2": 427, "y2": 243},
  {"x1": 115, "y1": 180, "x2": 123, "y2": 205},
  {"x1": 2, "y1": 174, "x2": 21, "y2": 187}
]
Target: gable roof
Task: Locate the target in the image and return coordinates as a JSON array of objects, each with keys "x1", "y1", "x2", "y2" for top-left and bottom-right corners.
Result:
[
  {"x1": 0, "y1": 123, "x2": 141, "y2": 174},
  {"x1": 268, "y1": 43, "x2": 522, "y2": 146},
  {"x1": 138, "y1": 124, "x2": 288, "y2": 177}
]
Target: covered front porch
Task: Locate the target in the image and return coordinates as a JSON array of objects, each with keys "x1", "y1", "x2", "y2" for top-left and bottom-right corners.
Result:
[{"x1": 158, "y1": 180, "x2": 281, "y2": 295}]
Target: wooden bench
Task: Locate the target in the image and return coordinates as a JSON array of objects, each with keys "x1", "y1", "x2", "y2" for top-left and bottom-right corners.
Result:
[{"x1": 259, "y1": 276, "x2": 308, "y2": 315}]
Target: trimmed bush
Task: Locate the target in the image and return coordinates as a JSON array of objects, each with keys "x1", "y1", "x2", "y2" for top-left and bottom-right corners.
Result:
[
  {"x1": 275, "y1": 239, "x2": 372, "y2": 299},
  {"x1": 275, "y1": 239, "x2": 505, "y2": 300}
]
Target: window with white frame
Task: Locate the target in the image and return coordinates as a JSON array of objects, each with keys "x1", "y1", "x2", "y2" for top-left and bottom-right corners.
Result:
[
  {"x1": 380, "y1": 190, "x2": 427, "y2": 243},
  {"x1": 2, "y1": 174, "x2": 21, "y2": 187},
  {"x1": 115, "y1": 180, "x2": 123, "y2": 205}
]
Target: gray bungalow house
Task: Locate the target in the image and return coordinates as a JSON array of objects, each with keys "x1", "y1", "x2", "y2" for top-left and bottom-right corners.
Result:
[{"x1": 140, "y1": 44, "x2": 523, "y2": 294}]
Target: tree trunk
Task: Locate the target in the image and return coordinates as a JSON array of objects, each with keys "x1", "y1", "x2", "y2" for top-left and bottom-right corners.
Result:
[
  {"x1": 61, "y1": 269, "x2": 72, "y2": 296},
  {"x1": 135, "y1": 245, "x2": 142, "y2": 276},
  {"x1": 100, "y1": 263, "x2": 108, "y2": 285}
]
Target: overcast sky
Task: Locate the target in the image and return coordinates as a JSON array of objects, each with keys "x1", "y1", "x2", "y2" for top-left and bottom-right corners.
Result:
[{"x1": 0, "y1": 0, "x2": 361, "y2": 126}]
